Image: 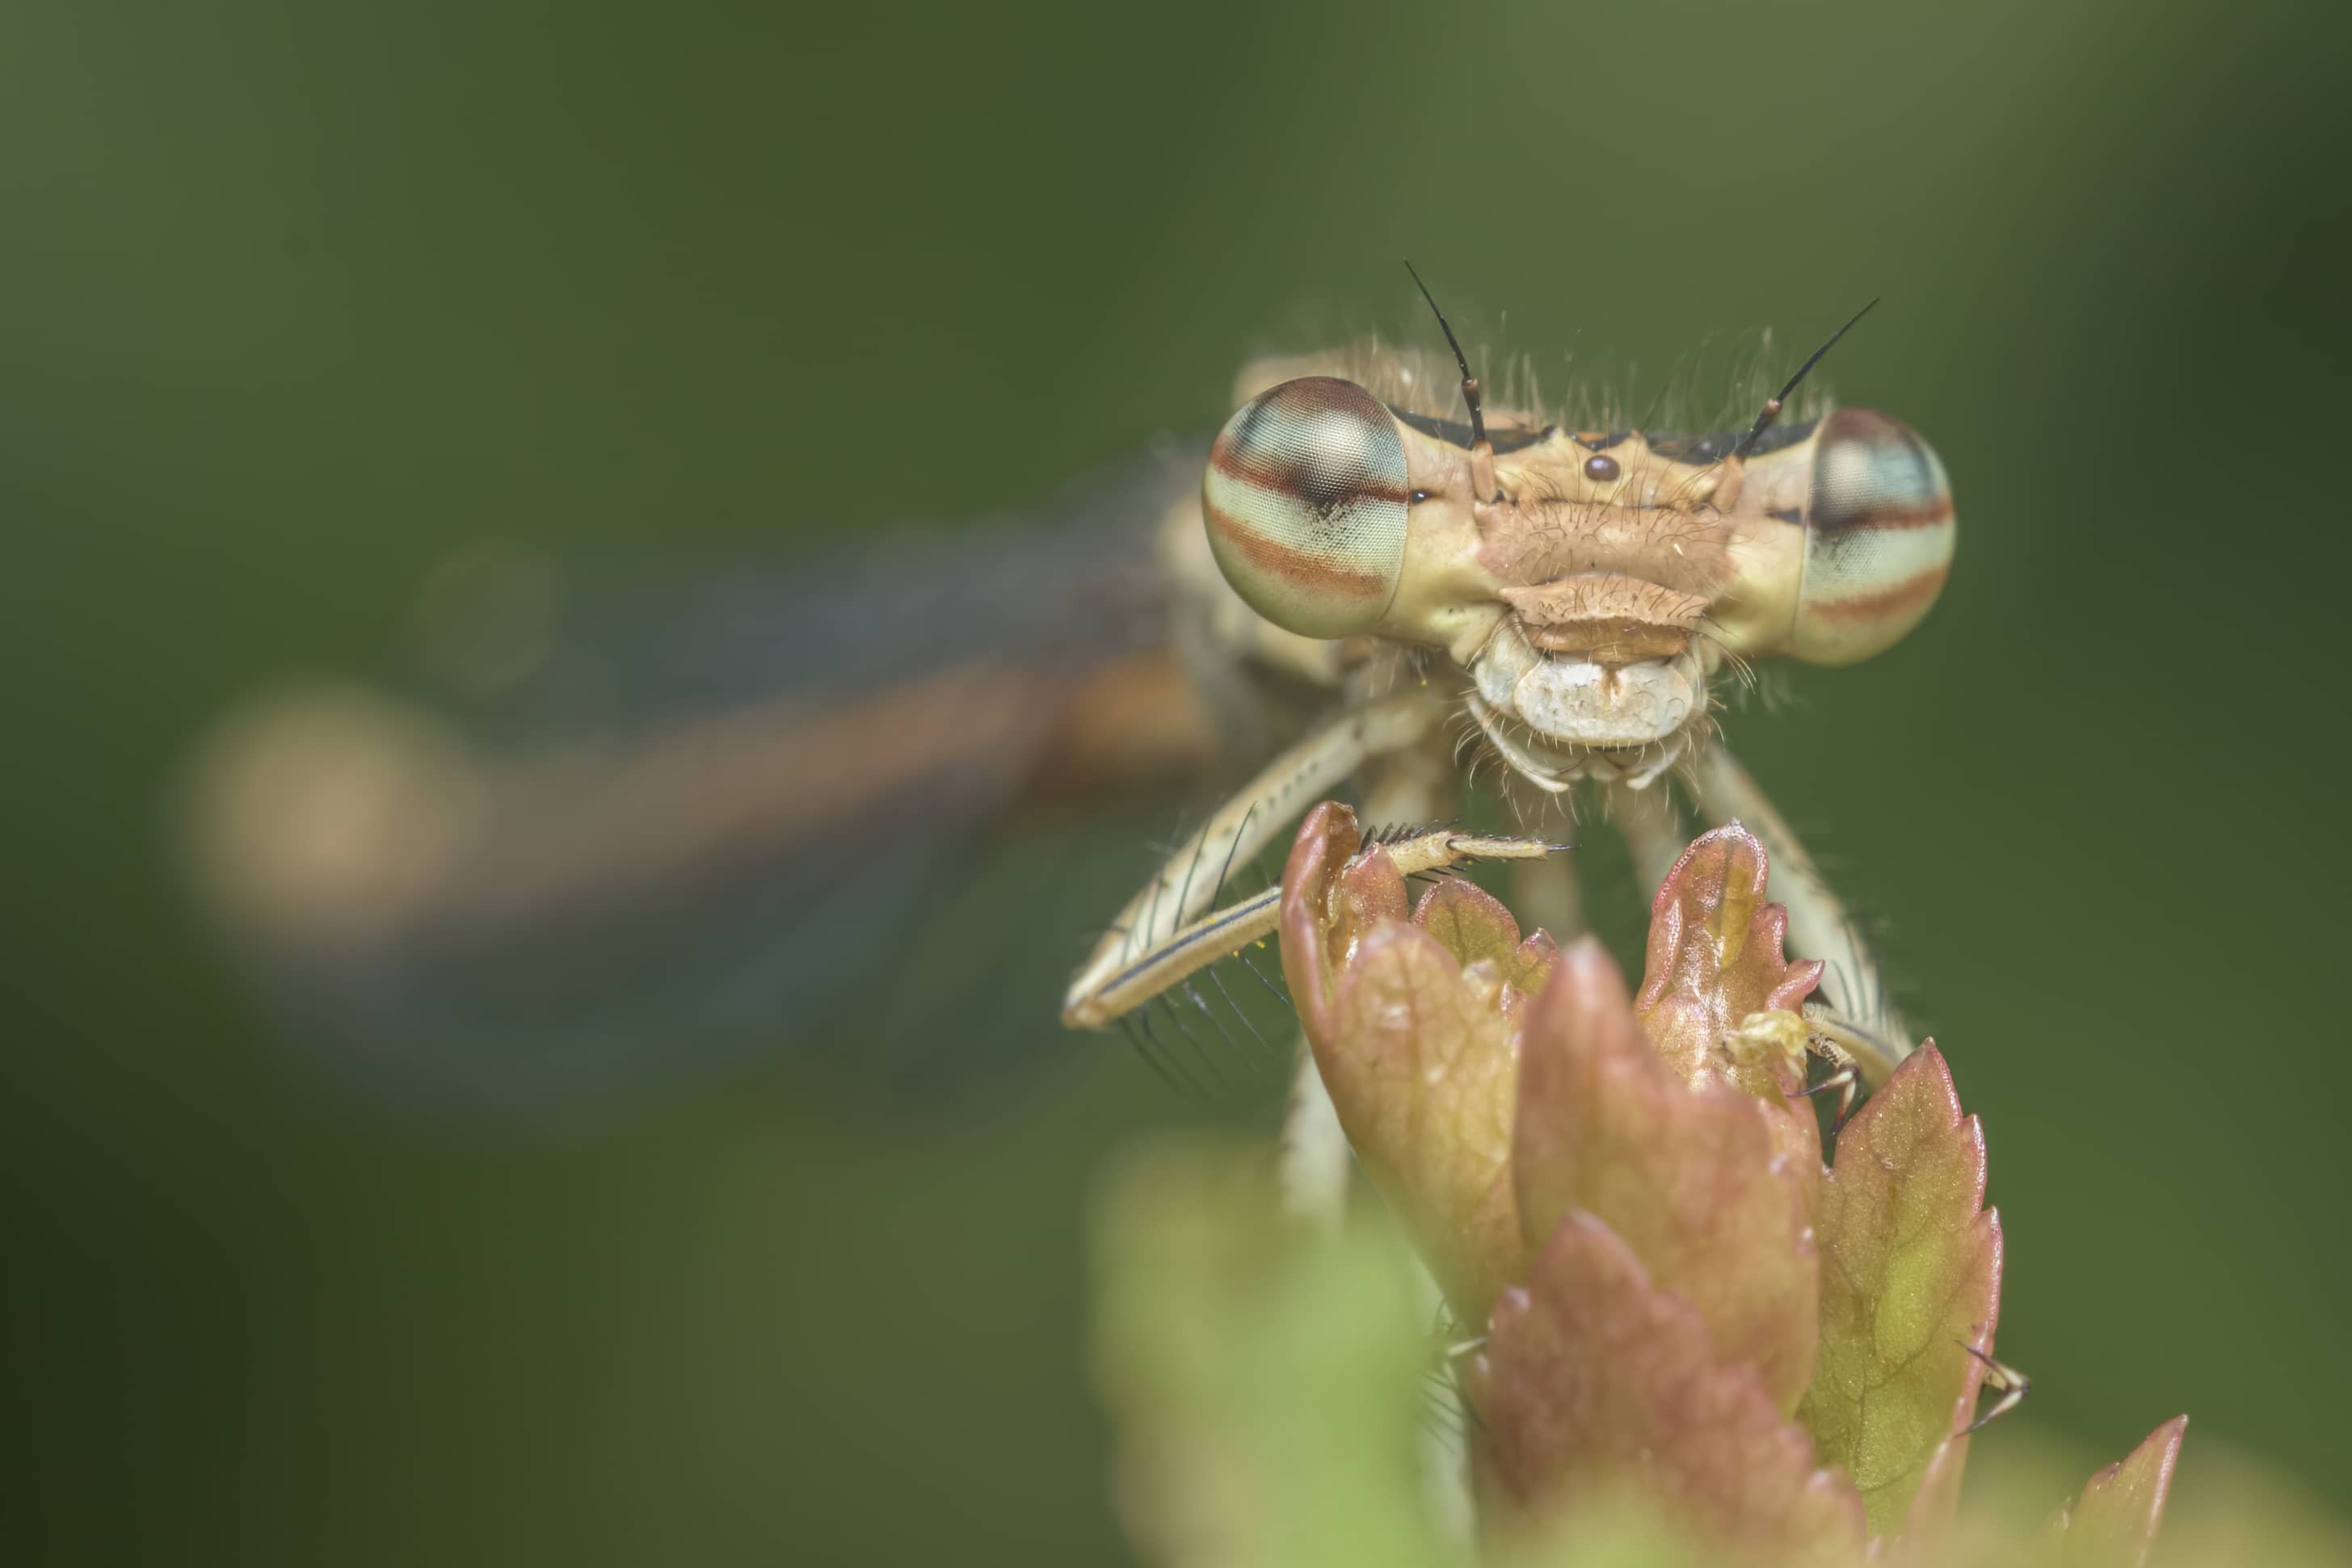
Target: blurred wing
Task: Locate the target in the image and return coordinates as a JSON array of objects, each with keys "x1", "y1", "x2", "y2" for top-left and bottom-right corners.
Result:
[{"x1": 179, "y1": 439, "x2": 1215, "y2": 1119}]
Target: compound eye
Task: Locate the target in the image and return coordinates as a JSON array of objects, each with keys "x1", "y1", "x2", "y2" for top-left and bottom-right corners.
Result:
[
  {"x1": 1202, "y1": 377, "x2": 1410, "y2": 639},
  {"x1": 1789, "y1": 408, "x2": 1958, "y2": 664}
]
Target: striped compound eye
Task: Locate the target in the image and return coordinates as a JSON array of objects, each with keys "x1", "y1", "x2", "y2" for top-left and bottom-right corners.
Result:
[
  {"x1": 1201, "y1": 377, "x2": 1411, "y2": 639},
  {"x1": 1788, "y1": 408, "x2": 1958, "y2": 664}
]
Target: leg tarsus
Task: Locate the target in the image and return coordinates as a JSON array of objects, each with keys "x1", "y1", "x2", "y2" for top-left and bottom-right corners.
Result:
[
  {"x1": 1791, "y1": 1059, "x2": 1859, "y2": 1132},
  {"x1": 1955, "y1": 1341, "x2": 2031, "y2": 1434}
]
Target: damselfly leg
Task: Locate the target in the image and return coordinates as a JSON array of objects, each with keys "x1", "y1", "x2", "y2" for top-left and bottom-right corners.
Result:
[{"x1": 1694, "y1": 746, "x2": 1910, "y2": 1087}]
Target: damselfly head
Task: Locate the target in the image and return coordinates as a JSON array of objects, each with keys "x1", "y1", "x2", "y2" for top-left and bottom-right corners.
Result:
[{"x1": 1194, "y1": 291, "x2": 1956, "y2": 791}]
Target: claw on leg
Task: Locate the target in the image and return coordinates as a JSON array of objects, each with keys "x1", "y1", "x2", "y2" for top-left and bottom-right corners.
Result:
[
  {"x1": 1791, "y1": 1056, "x2": 1860, "y2": 1133},
  {"x1": 1802, "y1": 1003, "x2": 1908, "y2": 1096},
  {"x1": 1956, "y1": 1340, "x2": 2032, "y2": 1434}
]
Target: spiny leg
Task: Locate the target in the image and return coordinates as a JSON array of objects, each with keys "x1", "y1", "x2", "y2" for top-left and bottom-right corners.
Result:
[
  {"x1": 1062, "y1": 689, "x2": 1445, "y2": 1030},
  {"x1": 1690, "y1": 742, "x2": 1913, "y2": 1087},
  {"x1": 1280, "y1": 1054, "x2": 1353, "y2": 1226},
  {"x1": 1603, "y1": 776, "x2": 1690, "y2": 906},
  {"x1": 1075, "y1": 822, "x2": 1559, "y2": 1035}
]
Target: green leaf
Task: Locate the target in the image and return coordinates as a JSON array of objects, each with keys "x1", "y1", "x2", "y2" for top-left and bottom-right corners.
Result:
[
  {"x1": 1089, "y1": 1137, "x2": 1466, "y2": 1568},
  {"x1": 2050, "y1": 1416, "x2": 2187, "y2": 1568},
  {"x1": 1799, "y1": 1044, "x2": 2002, "y2": 1537},
  {"x1": 1471, "y1": 1211, "x2": 1866, "y2": 1562},
  {"x1": 1513, "y1": 939, "x2": 1821, "y2": 1413}
]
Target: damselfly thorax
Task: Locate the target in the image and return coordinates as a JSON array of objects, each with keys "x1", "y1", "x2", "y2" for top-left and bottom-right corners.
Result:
[{"x1": 1063, "y1": 309, "x2": 1954, "y2": 1099}]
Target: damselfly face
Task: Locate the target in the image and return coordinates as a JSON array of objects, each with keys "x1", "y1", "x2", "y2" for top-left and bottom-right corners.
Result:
[{"x1": 1203, "y1": 368, "x2": 1955, "y2": 790}]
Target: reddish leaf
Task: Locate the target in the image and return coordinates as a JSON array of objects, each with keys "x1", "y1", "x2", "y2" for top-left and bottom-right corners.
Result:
[
  {"x1": 1323, "y1": 923, "x2": 1527, "y2": 1320},
  {"x1": 1278, "y1": 802, "x2": 1399, "y2": 1045},
  {"x1": 1278, "y1": 804, "x2": 1542, "y2": 1322},
  {"x1": 1413, "y1": 876, "x2": 1559, "y2": 999},
  {"x1": 1471, "y1": 1211, "x2": 1866, "y2": 1561},
  {"x1": 1633, "y1": 826, "x2": 1824, "y2": 1171},
  {"x1": 1799, "y1": 1044, "x2": 2002, "y2": 1537},
  {"x1": 2051, "y1": 1417, "x2": 2188, "y2": 1568},
  {"x1": 1514, "y1": 939, "x2": 1821, "y2": 1413}
]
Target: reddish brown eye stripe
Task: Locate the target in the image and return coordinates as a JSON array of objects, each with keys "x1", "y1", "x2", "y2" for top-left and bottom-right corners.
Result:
[
  {"x1": 1804, "y1": 565, "x2": 1950, "y2": 622},
  {"x1": 1201, "y1": 495, "x2": 1391, "y2": 595},
  {"x1": 1205, "y1": 440, "x2": 1412, "y2": 507}
]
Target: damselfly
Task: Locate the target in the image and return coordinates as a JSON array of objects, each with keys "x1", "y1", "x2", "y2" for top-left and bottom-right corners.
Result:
[
  {"x1": 180, "y1": 278, "x2": 1952, "y2": 1117},
  {"x1": 1063, "y1": 277, "x2": 1952, "y2": 1108}
]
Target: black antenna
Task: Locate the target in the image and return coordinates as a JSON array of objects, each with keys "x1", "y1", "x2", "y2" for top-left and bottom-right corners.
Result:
[
  {"x1": 1404, "y1": 260, "x2": 1488, "y2": 452},
  {"x1": 1733, "y1": 298, "x2": 1879, "y2": 459}
]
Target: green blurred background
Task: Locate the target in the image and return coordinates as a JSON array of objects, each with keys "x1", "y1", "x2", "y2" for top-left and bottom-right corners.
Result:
[{"x1": 11, "y1": 0, "x2": 2351, "y2": 1560}]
